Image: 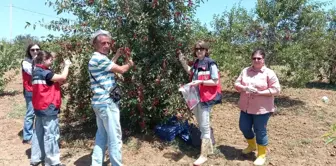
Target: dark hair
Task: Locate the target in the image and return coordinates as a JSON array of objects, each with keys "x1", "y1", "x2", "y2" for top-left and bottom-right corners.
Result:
[
  {"x1": 251, "y1": 48, "x2": 266, "y2": 58},
  {"x1": 25, "y1": 43, "x2": 41, "y2": 59},
  {"x1": 193, "y1": 40, "x2": 210, "y2": 57},
  {"x1": 34, "y1": 51, "x2": 53, "y2": 64}
]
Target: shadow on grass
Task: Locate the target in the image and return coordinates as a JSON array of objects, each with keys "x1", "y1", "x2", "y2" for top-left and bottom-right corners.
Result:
[
  {"x1": 73, "y1": 154, "x2": 91, "y2": 166},
  {"x1": 73, "y1": 153, "x2": 110, "y2": 166},
  {"x1": 217, "y1": 145, "x2": 255, "y2": 161},
  {"x1": 17, "y1": 129, "x2": 23, "y2": 139},
  {"x1": 60, "y1": 120, "x2": 97, "y2": 143},
  {"x1": 122, "y1": 132, "x2": 200, "y2": 161},
  {"x1": 0, "y1": 90, "x2": 20, "y2": 97},
  {"x1": 126, "y1": 134, "x2": 256, "y2": 162},
  {"x1": 221, "y1": 90, "x2": 305, "y2": 109},
  {"x1": 59, "y1": 120, "x2": 112, "y2": 166},
  {"x1": 305, "y1": 82, "x2": 336, "y2": 91},
  {"x1": 25, "y1": 148, "x2": 31, "y2": 159}
]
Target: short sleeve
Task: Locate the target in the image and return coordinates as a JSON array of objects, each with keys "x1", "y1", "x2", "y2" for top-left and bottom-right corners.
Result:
[
  {"x1": 22, "y1": 60, "x2": 33, "y2": 75},
  {"x1": 210, "y1": 64, "x2": 219, "y2": 80},
  {"x1": 99, "y1": 56, "x2": 115, "y2": 72},
  {"x1": 267, "y1": 70, "x2": 281, "y2": 94},
  {"x1": 45, "y1": 71, "x2": 54, "y2": 86}
]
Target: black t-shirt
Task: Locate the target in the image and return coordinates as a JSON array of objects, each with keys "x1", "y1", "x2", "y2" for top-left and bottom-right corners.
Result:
[{"x1": 45, "y1": 72, "x2": 54, "y2": 86}]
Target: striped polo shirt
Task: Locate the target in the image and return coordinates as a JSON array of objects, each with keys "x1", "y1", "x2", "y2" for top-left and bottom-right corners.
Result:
[{"x1": 88, "y1": 52, "x2": 116, "y2": 105}]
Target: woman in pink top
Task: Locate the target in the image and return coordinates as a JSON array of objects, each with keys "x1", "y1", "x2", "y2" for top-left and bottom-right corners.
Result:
[{"x1": 234, "y1": 48, "x2": 280, "y2": 166}]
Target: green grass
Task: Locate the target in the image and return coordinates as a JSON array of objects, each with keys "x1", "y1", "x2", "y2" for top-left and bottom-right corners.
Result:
[{"x1": 300, "y1": 138, "x2": 312, "y2": 145}]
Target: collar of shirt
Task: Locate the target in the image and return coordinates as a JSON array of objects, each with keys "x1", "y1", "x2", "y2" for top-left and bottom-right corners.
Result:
[
  {"x1": 248, "y1": 65, "x2": 267, "y2": 73},
  {"x1": 24, "y1": 57, "x2": 33, "y2": 63},
  {"x1": 35, "y1": 64, "x2": 49, "y2": 70},
  {"x1": 93, "y1": 51, "x2": 110, "y2": 56}
]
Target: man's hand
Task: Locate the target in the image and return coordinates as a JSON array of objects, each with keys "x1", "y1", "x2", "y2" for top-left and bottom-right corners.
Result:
[
  {"x1": 127, "y1": 59, "x2": 134, "y2": 67},
  {"x1": 111, "y1": 48, "x2": 124, "y2": 62},
  {"x1": 116, "y1": 48, "x2": 124, "y2": 57}
]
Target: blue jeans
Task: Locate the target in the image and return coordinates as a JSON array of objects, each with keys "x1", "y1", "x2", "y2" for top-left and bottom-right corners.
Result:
[
  {"x1": 92, "y1": 102, "x2": 122, "y2": 166},
  {"x1": 23, "y1": 89, "x2": 35, "y2": 141},
  {"x1": 239, "y1": 111, "x2": 271, "y2": 146},
  {"x1": 30, "y1": 115, "x2": 60, "y2": 166}
]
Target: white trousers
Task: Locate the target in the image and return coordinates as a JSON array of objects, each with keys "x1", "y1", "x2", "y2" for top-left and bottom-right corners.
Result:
[{"x1": 193, "y1": 103, "x2": 211, "y2": 139}]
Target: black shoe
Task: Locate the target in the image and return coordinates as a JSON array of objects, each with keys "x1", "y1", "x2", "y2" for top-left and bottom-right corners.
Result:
[
  {"x1": 30, "y1": 162, "x2": 41, "y2": 166},
  {"x1": 22, "y1": 140, "x2": 31, "y2": 144}
]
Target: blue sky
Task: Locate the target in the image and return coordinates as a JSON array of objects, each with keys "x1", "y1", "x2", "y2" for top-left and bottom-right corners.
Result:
[{"x1": 0, "y1": 0, "x2": 335, "y2": 40}]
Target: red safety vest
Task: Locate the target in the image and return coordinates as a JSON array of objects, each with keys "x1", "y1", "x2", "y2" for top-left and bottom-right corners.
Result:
[
  {"x1": 190, "y1": 57, "x2": 222, "y2": 105},
  {"x1": 32, "y1": 64, "x2": 61, "y2": 110},
  {"x1": 21, "y1": 59, "x2": 33, "y2": 92}
]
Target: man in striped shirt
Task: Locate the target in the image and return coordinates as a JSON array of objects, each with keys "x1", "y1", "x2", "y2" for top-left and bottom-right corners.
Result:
[{"x1": 88, "y1": 30, "x2": 134, "y2": 166}]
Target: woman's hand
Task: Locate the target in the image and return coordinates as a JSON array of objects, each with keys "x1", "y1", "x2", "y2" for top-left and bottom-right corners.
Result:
[
  {"x1": 188, "y1": 80, "x2": 203, "y2": 86},
  {"x1": 243, "y1": 86, "x2": 257, "y2": 93},
  {"x1": 64, "y1": 59, "x2": 72, "y2": 67},
  {"x1": 177, "y1": 50, "x2": 191, "y2": 74},
  {"x1": 251, "y1": 89, "x2": 273, "y2": 96},
  {"x1": 177, "y1": 50, "x2": 184, "y2": 61}
]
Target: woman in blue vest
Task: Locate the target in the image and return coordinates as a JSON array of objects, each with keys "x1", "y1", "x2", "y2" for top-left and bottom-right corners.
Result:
[
  {"x1": 22, "y1": 43, "x2": 40, "y2": 144},
  {"x1": 30, "y1": 51, "x2": 71, "y2": 166},
  {"x1": 178, "y1": 40, "x2": 222, "y2": 166}
]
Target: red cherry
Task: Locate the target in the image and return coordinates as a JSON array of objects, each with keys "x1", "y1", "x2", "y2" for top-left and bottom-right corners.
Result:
[
  {"x1": 124, "y1": 47, "x2": 131, "y2": 58},
  {"x1": 88, "y1": 0, "x2": 94, "y2": 5}
]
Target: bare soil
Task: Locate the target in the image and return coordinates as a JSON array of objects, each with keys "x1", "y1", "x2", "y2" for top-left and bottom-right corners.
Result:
[{"x1": 1, "y1": 71, "x2": 336, "y2": 166}]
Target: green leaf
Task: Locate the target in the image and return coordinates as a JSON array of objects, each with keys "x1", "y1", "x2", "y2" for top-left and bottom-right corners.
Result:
[
  {"x1": 325, "y1": 137, "x2": 336, "y2": 145},
  {"x1": 24, "y1": 22, "x2": 31, "y2": 29}
]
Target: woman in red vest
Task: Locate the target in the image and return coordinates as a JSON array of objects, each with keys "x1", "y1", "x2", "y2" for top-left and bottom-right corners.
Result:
[
  {"x1": 30, "y1": 51, "x2": 71, "y2": 166},
  {"x1": 22, "y1": 43, "x2": 40, "y2": 144},
  {"x1": 178, "y1": 40, "x2": 222, "y2": 166}
]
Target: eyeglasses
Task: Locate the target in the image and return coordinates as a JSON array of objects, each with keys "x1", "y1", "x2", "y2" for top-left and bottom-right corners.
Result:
[
  {"x1": 252, "y1": 57, "x2": 263, "y2": 60},
  {"x1": 30, "y1": 49, "x2": 40, "y2": 52},
  {"x1": 195, "y1": 48, "x2": 205, "y2": 51}
]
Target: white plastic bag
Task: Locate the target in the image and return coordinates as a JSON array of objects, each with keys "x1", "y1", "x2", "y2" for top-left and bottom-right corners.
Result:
[{"x1": 178, "y1": 83, "x2": 200, "y2": 110}]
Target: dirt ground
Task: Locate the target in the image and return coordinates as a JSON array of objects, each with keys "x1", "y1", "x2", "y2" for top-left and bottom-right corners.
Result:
[{"x1": 1, "y1": 71, "x2": 336, "y2": 166}]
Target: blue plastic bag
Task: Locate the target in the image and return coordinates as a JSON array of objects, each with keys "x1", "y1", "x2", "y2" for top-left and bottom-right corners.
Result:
[{"x1": 154, "y1": 116, "x2": 186, "y2": 142}]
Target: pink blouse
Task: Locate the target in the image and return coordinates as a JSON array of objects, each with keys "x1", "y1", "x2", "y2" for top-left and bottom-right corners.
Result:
[{"x1": 234, "y1": 66, "x2": 281, "y2": 114}]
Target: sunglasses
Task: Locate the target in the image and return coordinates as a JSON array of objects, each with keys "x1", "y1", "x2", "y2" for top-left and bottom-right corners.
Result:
[
  {"x1": 195, "y1": 48, "x2": 205, "y2": 51},
  {"x1": 30, "y1": 49, "x2": 40, "y2": 52},
  {"x1": 252, "y1": 57, "x2": 263, "y2": 60}
]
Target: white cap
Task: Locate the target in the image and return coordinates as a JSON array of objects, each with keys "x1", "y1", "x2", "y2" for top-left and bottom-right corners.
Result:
[{"x1": 90, "y1": 29, "x2": 111, "y2": 44}]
